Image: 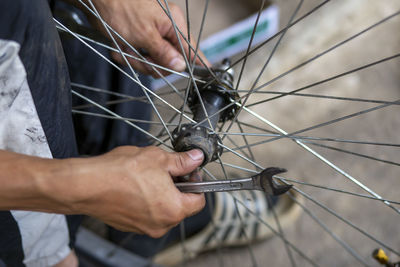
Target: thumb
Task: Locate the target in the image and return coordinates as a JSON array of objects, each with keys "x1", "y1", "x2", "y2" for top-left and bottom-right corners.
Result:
[
  {"x1": 146, "y1": 33, "x2": 186, "y2": 72},
  {"x1": 168, "y1": 149, "x2": 204, "y2": 176}
]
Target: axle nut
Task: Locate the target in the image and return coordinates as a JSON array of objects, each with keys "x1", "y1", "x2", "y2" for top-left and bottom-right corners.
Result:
[{"x1": 172, "y1": 124, "x2": 222, "y2": 167}]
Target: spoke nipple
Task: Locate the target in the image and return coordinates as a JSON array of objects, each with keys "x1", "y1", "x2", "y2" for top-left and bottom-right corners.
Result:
[{"x1": 372, "y1": 248, "x2": 399, "y2": 266}]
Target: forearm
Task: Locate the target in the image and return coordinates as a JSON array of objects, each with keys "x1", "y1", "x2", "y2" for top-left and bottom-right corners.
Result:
[{"x1": 0, "y1": 150, "x2": 76, "y2": 213}]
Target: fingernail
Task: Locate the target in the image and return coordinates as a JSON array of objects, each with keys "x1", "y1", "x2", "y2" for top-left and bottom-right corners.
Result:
[
  {"x1": 187, "y1": 149, "x2": 204, "y2": 161},
  {"x1": 169, "y1": 56, "x2": 186, "y2": 72},
  {"x1": 192, "y1": 172, "x2": 202, "y2": 182}
]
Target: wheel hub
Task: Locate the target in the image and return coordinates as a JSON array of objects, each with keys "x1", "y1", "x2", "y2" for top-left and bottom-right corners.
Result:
[{"x1": 172, "y1": 59, "x2": 239, "y2": 166}]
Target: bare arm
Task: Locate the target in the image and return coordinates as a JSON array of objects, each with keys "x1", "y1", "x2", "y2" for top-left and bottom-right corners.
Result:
[{"x1": 0, "y1": 147, "x2": 205, "y2": 237}]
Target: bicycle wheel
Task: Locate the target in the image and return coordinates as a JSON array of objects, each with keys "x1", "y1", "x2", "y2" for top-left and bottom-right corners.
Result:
[{"x1": 55, "y1": 0, "x2": 400, "y2": 266}]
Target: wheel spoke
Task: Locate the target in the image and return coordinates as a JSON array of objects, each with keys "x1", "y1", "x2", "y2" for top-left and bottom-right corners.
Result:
[
  {"x1": 201, "y1": 0, "x2": 332, "y2": 87},
  {"x1": 237, "y1": 121, "x2": 256, "y2": 163},
  {"x1": 277, "y1": 176, "x2": 400, "y2": 205},
  {"x1": 248, "y1": 53, "x2": 400, "y2": 107},
  {"x1": 160, "y1": 0, "x2": 215, "y2": 131},
  {"x1": 247, "y1": 9, "x2": 400, "y2": 95},
  {"x1": 61, "y1": 1, "x2": 400, "y2": 265},
  {"x1": 234, "y1": 0, "x2": 266, "y2": 91},
  {"x1": 231, "y1": 90, "x2": 400, "y2": 106},
  {"x1": 267, "y1": 195, "x2": 297, "y2": 267},
  {"x1": 57, "y1": 25, "x2": 200, "y2": 83},
  {"x1": 219, "y1": 132, "x2": 400, "y2": 148},
  {"x1": 217, "y1": 156, "x2": 259, "y2": 267},
  {"x1": 86, "y1": 0, "x2": 174, "y2": 141},
  {"x1": 307, "y1": 141, "x2": 400, "y2": 167},
  {"x1": 239, "y1": 104, "x2": 400, "y2": 214},
  {"x1": 202, "y1": 169, "x2": 320, "y2": 267},
  {"x1": 76, "y1": 0, "x2": 194, "y2": 98},
  {"x1": 55, "y1": 18, "x2": 196, "y2": 124},
  {"x1": 155, "y1": 0, "x2": 217, "y2": 80},
  {"x1": 222, "y1": 0, "x2": 304, "y2": 141},
  {"x1": 235, "y1": 100, "x2": 400, "y2": 150},
  {"x1": 286, "y1": 193, "x2": 370, "y2": 266},
  {"x1": 287, "y1": 184, "x2": 400, "y2": 257},
  {"x1": 71, "y1": 110, "x2": 177, "y2": 127},
  {"x1": 72, "y1": 90, "x2": 170, "y2": 148}
]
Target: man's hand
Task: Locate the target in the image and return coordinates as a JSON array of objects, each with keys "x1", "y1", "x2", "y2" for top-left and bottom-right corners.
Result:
[
  {"x1": 85, "y1": 0, "x2": 208, "y2": 77},
  {"x1": 0, "y1": 147, "x2": 205, "y2": 238},
  {"x1": 70, "y1": 146, "x2": 205, "y2": 237}
]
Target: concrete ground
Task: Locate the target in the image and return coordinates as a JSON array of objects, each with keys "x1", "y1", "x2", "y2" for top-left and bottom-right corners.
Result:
[{"x1": 164, "y1": 0, "x2": 400, "y2": 266}]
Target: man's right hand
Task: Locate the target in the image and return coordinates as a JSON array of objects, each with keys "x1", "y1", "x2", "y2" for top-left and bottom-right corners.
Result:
[{"x1": 0, "y1": 147, "x2": 205, "y2": 238}]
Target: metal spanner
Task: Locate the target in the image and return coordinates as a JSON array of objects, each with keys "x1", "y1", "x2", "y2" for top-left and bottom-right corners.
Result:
[{"x1": 175, "y1": 167, "x2": 292, "y2": 195}]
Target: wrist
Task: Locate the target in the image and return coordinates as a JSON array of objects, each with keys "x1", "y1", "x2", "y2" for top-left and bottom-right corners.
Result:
[{"x1": 35, "y1": 157, "x2": 86, "y2": 214}]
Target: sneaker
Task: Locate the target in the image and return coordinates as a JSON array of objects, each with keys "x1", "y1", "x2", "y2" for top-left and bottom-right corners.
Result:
[{"x1": 153, "y1": 190, "x2": 302, "y2": 266}]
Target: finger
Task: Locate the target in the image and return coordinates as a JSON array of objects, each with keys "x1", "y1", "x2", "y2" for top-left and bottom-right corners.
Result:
[
  {"x1": 193, "y1": 47, "x2": 211, "y2": 68},
  {"x1": 111, "y1": 50, "x2": 159, "y2": 76},
  {"x1": 165, "y1": 5, "x2": 211, "y2": 69},
  {"x1": 188, "y1": 169, "x2": 202, "y2": 182},
  {"x1": 146, "y1": 31, "x2": 186, "y2": 73},
  {"x1": 180, "y1": 192, "x2": 206, "y2": 217},
  {"x1": 167, "y1": 149, "x2": 204, "y2": 177}
]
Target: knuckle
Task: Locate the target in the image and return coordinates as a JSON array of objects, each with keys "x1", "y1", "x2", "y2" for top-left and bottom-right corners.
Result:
[
  {"x1": 161, "y1": 202, "x2": 185, "y2": 226},
  {"x1": 148, "y1": 147, "x2": 168, "y2": 161},
  {"x1": 197, "y1": 195, "x2": 206, "y2": 211},
  {"x1": 147, "y1": 228, "x2": 168, "y2": 239},
  {"x1": 171, "y1": 202, "x2": 185, "y2": 223},
  {"x1": 114, "y1": 145, "x2": 129, "y2": 152},
  {"x1": 169, "y1": 3, "x2": 183, "y2": 17},
  {"x1": 174, "y1": 153, "x2": 186, "y2": 171}
]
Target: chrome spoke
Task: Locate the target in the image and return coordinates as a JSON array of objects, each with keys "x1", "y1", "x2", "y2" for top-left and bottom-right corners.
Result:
[
  {"x1": 86, "y1": 0, "x2": 174, "y2": 141},
  {"x1": 249, "y1": 9, "x2": 400, "y2": 95},
  {"x1": 233, "y1": 100, "x2": 400, "y2": 150},
  {"x1": 307, "y1": 142, "x2": 400, "y2": 167},
  {"x1": 217, "y1": 155, "x2": 259, "y2": 267},
  {"x1": 61, "y1": 1, "x2": 400, "y2": 265},
  {"x1": 286, "y1": 193, "x2": 369, "y2": 266},
  {"x1": 75, "y1": 0, "x2": 191, "y2": 98},
  {"x1": 267, "y1": 195, "x2": 297, "y2": 267},
  {"x1": 233, "y1": 90, "x2": 400, "y2": 106},
  {"x1": 72, "y1": 90, "x2": 170, "y2": 148},
  {"x1": 72, "y1": 110, "x2": 177, "y2": 127},
  {"x1": 218, "y1": 132, "x2": 400, "y2": 148},
  {"x1": 248, "y1": 54, "x2": 400, "y2": 107},
  {"x1": 155, "y1": 0, "x2": 217, "y2": 80},
  {"x1": 202, "y1": 169, "x2": 320, "y2": 267},
  {"x1": 201, "y1": 0, "x2": 332, "y2": 87},
  {"x1": 287, "y1": 184, "x2": 400, "y2": 257},
  {"x1": 277, "y1": 176, "x2": 400, "y2": 205},
  {"x1": 234, "y1": 0, "x2": 266, "y2": 91},
  {"x1": 237, "y1": 121, "x2": 256, "y2": 164},
  {"x1": 222, "y1": 0, "x2": 304, "y2": 141},
  {"x1": 239, "y1": 104, "x2": 400, "y2": 214},
  {"x1": 55, "y1": 18, "x2": 196, "y2": 124},
  {"x1": 56, "y1": 25, "x2": 200, "y2": 83},
  {"x1": 160, "y1": 0, "x2": 215, "y2": 131}
]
